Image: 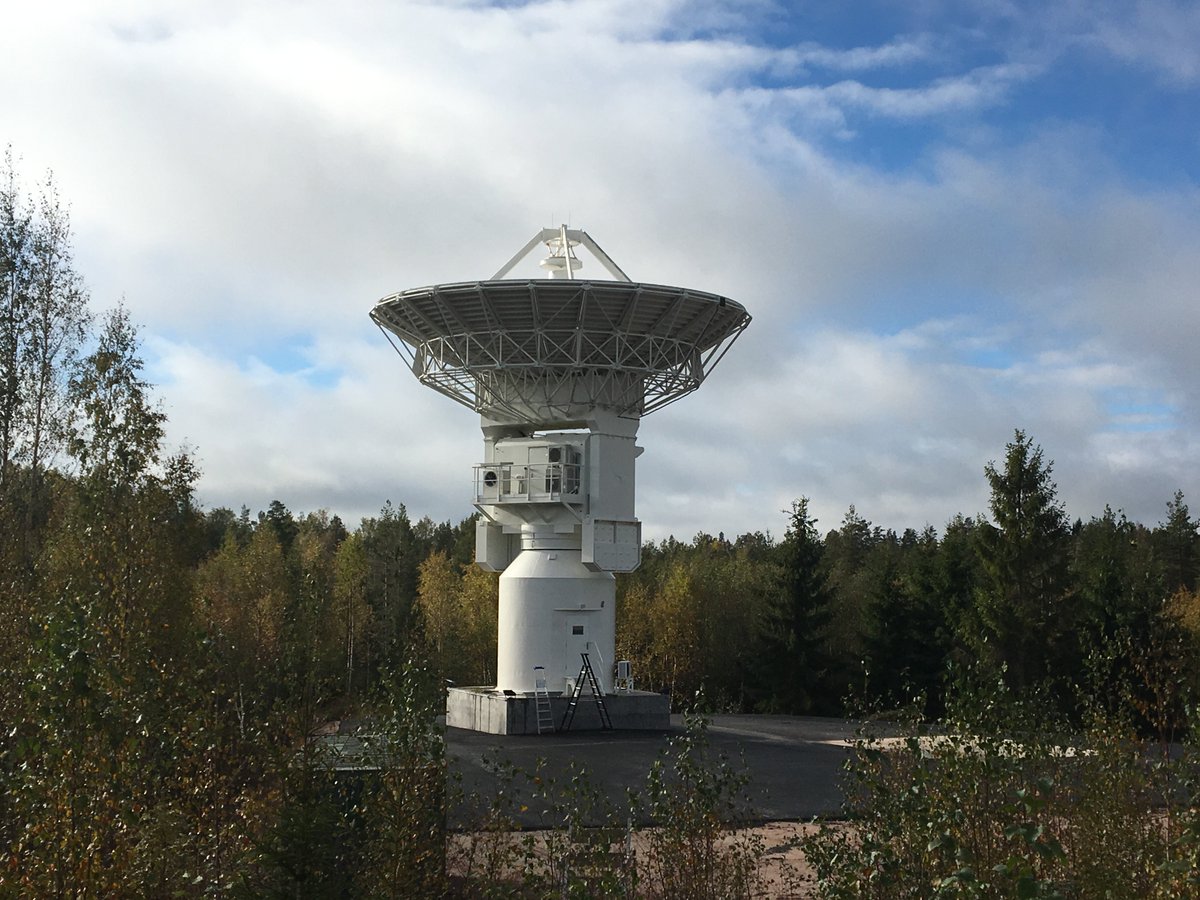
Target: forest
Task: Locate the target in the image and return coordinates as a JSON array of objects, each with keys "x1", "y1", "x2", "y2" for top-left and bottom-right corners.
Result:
[{"x1": 4, "y1": 151, "x2": 1200, "y2": 895}]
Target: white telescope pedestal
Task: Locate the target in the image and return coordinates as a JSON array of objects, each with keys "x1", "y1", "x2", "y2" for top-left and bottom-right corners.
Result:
[{"x1": 497, "y1": 543, "x2": 616, "y2": 696}]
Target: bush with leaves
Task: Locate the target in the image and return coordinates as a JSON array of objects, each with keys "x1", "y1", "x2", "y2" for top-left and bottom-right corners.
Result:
[
  {"x1": 635, "y1": 709, "x2": 765, "y2": 899},
  {"x1": 352, "y1": 661, "x2": 452, "y2": 898},
  {"x1": 802, "y1": 670, "x2": 1200, "y2": 898},
  {"x1": 528, "y1": 760, "x2": 636, "y2": 898}
]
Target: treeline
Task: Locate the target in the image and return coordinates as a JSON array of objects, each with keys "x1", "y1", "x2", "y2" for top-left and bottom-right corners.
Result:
[{"x1": 623, "y1": 440, "x2": 1200, "y2": 729}]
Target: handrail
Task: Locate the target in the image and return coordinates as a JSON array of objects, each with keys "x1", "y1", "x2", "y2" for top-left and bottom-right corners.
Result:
[{"x1": 474, "y1": 462, "x2": 583, "y2": 504}]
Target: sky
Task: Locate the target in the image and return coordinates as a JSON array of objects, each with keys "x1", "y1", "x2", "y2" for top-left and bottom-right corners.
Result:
[{"x1": 3, "y1": 0, "x2": 1199, "y2": 542}]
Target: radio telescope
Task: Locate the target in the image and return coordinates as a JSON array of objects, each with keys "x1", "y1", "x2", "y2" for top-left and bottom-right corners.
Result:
[{"x1": 371, "y1": 226, "x2": 749, "y2": 733}]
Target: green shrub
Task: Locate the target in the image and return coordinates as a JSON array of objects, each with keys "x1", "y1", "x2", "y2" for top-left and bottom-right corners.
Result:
[
  {"x1": 802, "y1": 675, "x2": 1200, "y2": 898},
  {"x1": 635, "y1": 710, "x2": 765, "y2": 899}
]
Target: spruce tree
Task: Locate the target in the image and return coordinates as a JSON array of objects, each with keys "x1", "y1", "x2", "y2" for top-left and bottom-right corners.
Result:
[
  {"x1": 1156, "y1": 490, "x2": 1198, "y2": 595},
  {"x1": 972, "y1": 430, "x2": 1073, "y2": 693},
  {"x1": 752, "y1": 498, "x2": 833, "y2": 713}
]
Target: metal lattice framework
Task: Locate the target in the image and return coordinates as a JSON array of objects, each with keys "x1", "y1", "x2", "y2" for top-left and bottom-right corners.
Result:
[{"x1": 371, "y1": 279, "x2": 750, "y2": 422}]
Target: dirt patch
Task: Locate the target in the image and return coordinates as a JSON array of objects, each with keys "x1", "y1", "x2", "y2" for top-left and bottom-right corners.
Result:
[
  {"x1": 754, "y1": 821, "x2": 822, "y2": 897},
  {"x1": 447, "y1": 820, "x2": 832, "y2": 898}
]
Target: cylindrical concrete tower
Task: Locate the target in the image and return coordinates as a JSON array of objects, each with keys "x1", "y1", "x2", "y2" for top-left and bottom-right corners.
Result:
[{"x1": 371, "y1": 226, "x2": 750, "y2": 699}]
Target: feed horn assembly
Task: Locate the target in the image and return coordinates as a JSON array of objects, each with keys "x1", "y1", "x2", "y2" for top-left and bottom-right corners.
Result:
[{"x1": 371, "y1": 226, "x2": 750, "y2": 733}]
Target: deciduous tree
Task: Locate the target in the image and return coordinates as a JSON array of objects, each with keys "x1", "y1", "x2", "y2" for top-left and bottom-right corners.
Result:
[
  {"x1": 0, "y1": 150, "x2": 89, "y2": 568},
  {"x1": 66, "y1": 304, "x2": 165, "y2": 492},
  {"x1": 333, "y1": 531, "x2": 373, "y2": 698}
]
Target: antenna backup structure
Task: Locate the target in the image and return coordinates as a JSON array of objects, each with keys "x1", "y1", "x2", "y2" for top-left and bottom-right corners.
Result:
[{"x1": 371, "y1": 226, "x2": 750, "y2": 733}]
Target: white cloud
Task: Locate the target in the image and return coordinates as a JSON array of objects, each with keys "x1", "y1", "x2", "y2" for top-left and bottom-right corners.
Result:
[
  {"x1": 728, "y1": 61, "x2": 1038, "y2": 144},
  {"x1": 4, "y1": 0, "x2": 1199, "y2": 542},
  {"x1": 150, "y1": 333, "x2": 482, "y2": 524},
  {"x1": 1087, "y1": 0, "x2": 1200, "y2": 85},
  {"x1": 782, "y1": 36, "x2": 935, "y2": 72}
]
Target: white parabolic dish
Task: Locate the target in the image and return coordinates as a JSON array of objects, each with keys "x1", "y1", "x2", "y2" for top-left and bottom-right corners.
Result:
[{"x1": 370, "y1": 279, "x2": 750, "y2": 425}]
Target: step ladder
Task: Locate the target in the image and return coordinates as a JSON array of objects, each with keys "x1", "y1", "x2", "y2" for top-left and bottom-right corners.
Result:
[
  {"x1": 560, "y1": 652, "x2": 613, "y2": 732},
  {"x1": 533, "y1": 666, "x2": 555, "y2": 735}
]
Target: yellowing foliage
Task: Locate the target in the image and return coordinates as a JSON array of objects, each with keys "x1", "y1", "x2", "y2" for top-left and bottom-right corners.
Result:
[
  {"x1": 1168, "y1": 588, "x2": 1200, "y2": 637},
  {"x1": 416, "y1": 551, "x2": 498, "y2": 685}
]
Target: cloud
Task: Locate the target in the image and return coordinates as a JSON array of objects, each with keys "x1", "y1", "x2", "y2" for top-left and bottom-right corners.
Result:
[
  {"x1": 727, "y1": 61, "x2": 1038, "y2": 147},
  {"x1": 3, "y1": 0, "x2": 1199, "y2": 544},
  {"x1": 783, "y1": 36, "x2": 935, "y2": 72},
  {"x1": 149, "y1": 333, "x2": 482, "y2": 524},
  {"x1": 1086, "y1": 0, "x2": 1200, "y2": 85},
  {"x1": 639, "y1": 314, "x2": 1186, "y2": 539}
]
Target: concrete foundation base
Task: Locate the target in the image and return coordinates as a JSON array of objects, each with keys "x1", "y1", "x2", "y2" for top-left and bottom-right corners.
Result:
[{"x1": 446, "y1": 686, "x2": 671, "y2": 735}]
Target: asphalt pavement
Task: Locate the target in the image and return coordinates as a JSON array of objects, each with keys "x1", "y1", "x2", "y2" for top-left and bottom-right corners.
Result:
[{"x1": 446, "y1": 714, "x2": 866, "y2": 827}]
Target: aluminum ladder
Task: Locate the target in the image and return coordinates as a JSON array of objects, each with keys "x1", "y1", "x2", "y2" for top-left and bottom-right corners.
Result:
[
  {"x1": 560, "y1": 652, "x2": 613, "y2": 732},
  {"x1": 533, "y1": 666, "x2": 555, "y2": 734}
]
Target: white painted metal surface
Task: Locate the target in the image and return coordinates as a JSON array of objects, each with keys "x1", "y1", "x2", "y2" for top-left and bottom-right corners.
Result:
[{"x1": 496, "y1": 548, "x2": 615, "y2": 694}]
